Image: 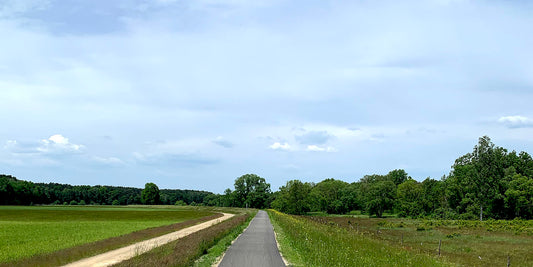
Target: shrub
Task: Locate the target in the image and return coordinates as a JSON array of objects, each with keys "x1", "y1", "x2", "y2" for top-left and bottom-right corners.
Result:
[{"x1": 175, "y1": 200, "x2": 187, "y2": 206}]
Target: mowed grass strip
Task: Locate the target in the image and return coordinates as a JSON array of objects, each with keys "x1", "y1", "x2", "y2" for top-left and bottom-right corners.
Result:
[
  {"x1": 0, "y1": 206, "x2": 216, "y2": 265},
  {"x1": 114, "y1": 212, "x2": 254, "y2": 267},
  {"x1": 268, "y1": 210, "x2": 448, "y2": 267}
]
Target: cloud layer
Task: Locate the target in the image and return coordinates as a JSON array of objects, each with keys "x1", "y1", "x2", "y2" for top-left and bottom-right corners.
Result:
[{"x1": 0, "y1": 0, "x2": 532, "y2": 192}]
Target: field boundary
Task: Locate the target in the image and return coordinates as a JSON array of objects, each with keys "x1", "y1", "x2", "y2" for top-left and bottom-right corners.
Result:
[{"x1": 62, "y1": 213, "x2": 235, "y2": 267}]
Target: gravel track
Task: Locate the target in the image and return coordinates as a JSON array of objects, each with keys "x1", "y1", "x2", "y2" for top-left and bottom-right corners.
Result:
[{"x1": 62, "y1": 213, "x2": 235, "y2": 267}]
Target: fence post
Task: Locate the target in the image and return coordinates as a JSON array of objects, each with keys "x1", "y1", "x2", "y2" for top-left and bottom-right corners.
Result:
[
  {"x1": 401, "y1": 233, "x2": 404, "y2": 246},
  {"x1": 507, "y1": 255, "x2": 511, "y2": 267},
  {"x1": 438, "y1": 240, "x2": 441, "y2": 257}
]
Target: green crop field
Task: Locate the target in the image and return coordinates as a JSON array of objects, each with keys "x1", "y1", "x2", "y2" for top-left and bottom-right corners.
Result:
[{"x1": 0, "y1": 205, "x2": 214, "y2": 264}]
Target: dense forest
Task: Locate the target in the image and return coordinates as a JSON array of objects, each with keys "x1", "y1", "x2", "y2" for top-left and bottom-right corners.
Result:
[
  {"x1": 1, "y1": 136, "x2": 532, "y2": 220},
  {"x1": 0, "y1": 176, "x2": 213, "y2": 206}
]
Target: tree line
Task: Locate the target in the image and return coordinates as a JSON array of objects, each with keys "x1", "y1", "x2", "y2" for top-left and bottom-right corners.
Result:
[
  {"x1": 1, "y1": 136, "x2": 532, "y2": 220},
  {"x1": 0, "y1": 176, "x2": 213, "y2": 206},
  {"x1": 271, "y1": 136, "x2": 533, "y2": 220}
]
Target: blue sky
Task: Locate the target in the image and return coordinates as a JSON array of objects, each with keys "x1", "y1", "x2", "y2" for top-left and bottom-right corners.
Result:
[{"x1": 1, "y1": 0, "x2": 532, "y2": 193}]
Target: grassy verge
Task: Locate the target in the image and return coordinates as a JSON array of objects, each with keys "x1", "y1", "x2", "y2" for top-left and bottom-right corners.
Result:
[
  {"x1": 114, "y1": 210, "x2": 256, "y2": 267},
  {"x1": 307, "y1": 215, "x2": 533, "y2": 266},
  {"x1": 0, "y1": 206, "x2": 217, "y2": 266},
  {"x1": 268, "y1": 210, "x2": 448, "y2": 267}
]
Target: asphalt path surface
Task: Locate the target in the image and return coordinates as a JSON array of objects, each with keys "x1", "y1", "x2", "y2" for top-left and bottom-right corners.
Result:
[{"x1": 218, "y1": 210, "x2": 285, "y2": 267}]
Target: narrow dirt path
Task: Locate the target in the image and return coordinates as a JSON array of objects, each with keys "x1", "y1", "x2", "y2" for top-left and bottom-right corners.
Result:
[
  {"x1": 63, "y1": 213, "x2": 235, "y2": 267},
  {"x1": 217, "y1": 210, "x2": 285, "y2": 267}
]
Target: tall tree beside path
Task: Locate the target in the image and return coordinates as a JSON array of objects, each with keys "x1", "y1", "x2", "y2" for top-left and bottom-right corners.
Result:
[{"x1": 232, "y1": 174, "x2": 272, "y2": 209}]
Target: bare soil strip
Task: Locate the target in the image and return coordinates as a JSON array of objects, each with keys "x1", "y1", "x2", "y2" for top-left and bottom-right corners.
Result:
[{"x1": 63, "y1": 213, "x2": 235, "y2": 267}]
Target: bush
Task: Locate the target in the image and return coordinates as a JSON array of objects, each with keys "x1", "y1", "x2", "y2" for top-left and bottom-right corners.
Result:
[
  {"x1": 79, "y1": 200, "x2": 86, "y2": 205},
  {"x1": 112, "y1": 200, "x2": 120, "y2": 206},
  {"x1": 69, "y1": 200, "x2": 78, "y2": 205},
  {"x1": 175, "y1": 200, "x2": 187, "y2": 206}
]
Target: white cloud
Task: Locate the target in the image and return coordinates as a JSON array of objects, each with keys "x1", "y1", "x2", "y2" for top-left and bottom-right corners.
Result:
[
  {"x1": 497, "y1": 115, "x2": 533, "y2": 128},
  {"x1": 269, "y1": 142, "x2": 291, "y2": 151},
  {"x1": 306, "y1": 145, "x2": 337, "y2": 152},
  {"x1": 47, "y1": 134, "x2": 69, "y2": 145},
  {"x1": 39, "y1": 134, "x2": 83, "y2": 153},
  {"x1": 3, "y1": 134, "x2": 83, "y2": 155}
]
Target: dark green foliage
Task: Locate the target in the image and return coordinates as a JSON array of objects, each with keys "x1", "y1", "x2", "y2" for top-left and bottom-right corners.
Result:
[
  {"x1": 388, "y1": 169, "x2": 409, "y2": 186},
  {"x1": 0, "y1": 175, "x2": 216, "y2": 206},
  {"x1": 271, "y1": 180, "x2": 313, "y2": 214},
  {"x1": 504, "y1": 173, "x2": 533, "y2": 218},
  {"x1": 271, "y1": 136, "x2": 533, "y2": 220},
  {"x1": 445, "y1": 136, "x2": 533, "y2": 220},
  {"x1": 175, "y1": 200, "x2": 187, "y2": 206},
  {"x1": 360, "y1": 175, "x2": 396, "y2": 217},
  {"x1": 141, "y1": 183, "x2": 160, "y2": 205},
  {"x1": 396, "y1": 178, "x2": 422, "y2": 217},
  {"x1": 227, "y1": 174, "x2": 272, "y2": 209},
  {"x1": 309, "y1": 178, "x2": 349, "y2": 214}
]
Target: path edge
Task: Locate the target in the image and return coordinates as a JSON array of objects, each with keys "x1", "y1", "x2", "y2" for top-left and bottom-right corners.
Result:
[{"x1": 211, "y1": 211, "x2": 258, "y2": 267}]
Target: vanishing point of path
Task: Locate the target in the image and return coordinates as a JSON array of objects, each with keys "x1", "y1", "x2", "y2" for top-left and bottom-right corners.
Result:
[
  {"x1": 218, "y1": 210, "x2": 286, "y2": 267},
  {"x1": 63, "y1": 213, "x2": 234, "y2": 267}
]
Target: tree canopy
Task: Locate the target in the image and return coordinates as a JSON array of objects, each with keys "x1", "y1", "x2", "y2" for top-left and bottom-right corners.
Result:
[{"x1": 141, "y1": 182, "x2": 160, "y2": 205}]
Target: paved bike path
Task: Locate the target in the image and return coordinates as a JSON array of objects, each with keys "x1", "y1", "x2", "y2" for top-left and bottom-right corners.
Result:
[{"x1": 218, "y1": 210, "x2": 285, "y2": 267}]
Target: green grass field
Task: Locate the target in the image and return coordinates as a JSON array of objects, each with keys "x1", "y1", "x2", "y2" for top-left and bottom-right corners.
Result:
[
  {"x1": 268, "y1": 210, "x2": 446, "y2": 267},
  {"x1": 0, "y1": 205, "x2": 214, "y2": 263},
  {"x1": 310, "y1": 215, "x2": 533, "y2": 266},
  {"x1": 270, "y1": 210, "x2": 533, "y2": 266}
]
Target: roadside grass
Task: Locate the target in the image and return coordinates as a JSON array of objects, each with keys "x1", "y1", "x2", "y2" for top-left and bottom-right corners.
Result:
[
  {"x1": 268, "y1": 210, "x2": 448, "y2": 267},
  {"x1": 308, "y1": 216, "x2": 533, "y2": 267},
  {"x1": 114, "y1": 210, "x2": 256, "y2": 267},
  {"x1": 0, "y1": 205, "x2": 216, "y2": 265}
]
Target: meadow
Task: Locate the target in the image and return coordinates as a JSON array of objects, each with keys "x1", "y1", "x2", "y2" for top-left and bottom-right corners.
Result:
[
  {"x1": 269, "y1": 210, "x2": 533, "y2": 267},
  {"x1": 268, "y1": 210, "x2": 445, "y2": 267},
  {"x1": 0, "y1": 205, "x2": 215, "y2": 265}
]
